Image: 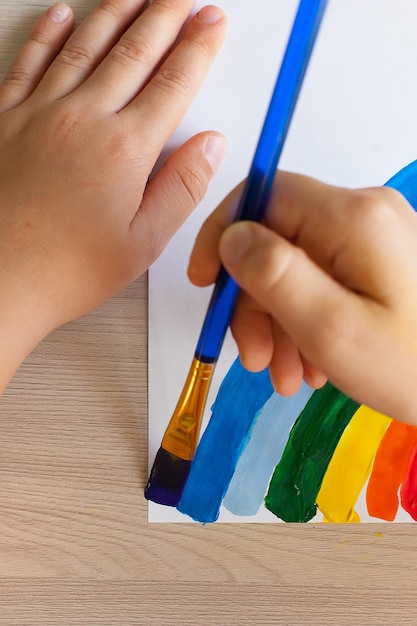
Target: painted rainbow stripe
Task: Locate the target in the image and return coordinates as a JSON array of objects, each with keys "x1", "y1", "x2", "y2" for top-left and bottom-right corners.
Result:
[{"x1": 174, "y1": 159, "x2": 417, "y2": 523}]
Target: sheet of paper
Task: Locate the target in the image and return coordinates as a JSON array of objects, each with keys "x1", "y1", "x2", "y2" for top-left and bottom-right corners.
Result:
[{"x1": 148, "y1": 0, "x2": 417, "y2": 522}]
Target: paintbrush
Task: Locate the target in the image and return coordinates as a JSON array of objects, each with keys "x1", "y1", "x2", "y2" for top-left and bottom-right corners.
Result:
[{"x1": 145, "y1": 0, "x2": 328, "y2": 507}]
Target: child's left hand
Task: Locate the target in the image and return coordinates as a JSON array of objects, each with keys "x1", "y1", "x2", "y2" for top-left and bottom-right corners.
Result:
[{"x1": 0, "y1": 1, "x2": 227, "y2": 390}]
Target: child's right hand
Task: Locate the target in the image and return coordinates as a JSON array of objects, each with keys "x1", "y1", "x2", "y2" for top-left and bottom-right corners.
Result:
[{"x1": 189, "y1": 171, "x2": 417, "y2": 425}]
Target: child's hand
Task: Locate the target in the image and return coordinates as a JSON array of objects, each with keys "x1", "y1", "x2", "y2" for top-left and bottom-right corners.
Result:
[
  {"x1": 0, "y1": 1, "x2": 227, "y2": 387},
  {"x1": 188, "y1": 171, "x2": 417, "y2": 424}
]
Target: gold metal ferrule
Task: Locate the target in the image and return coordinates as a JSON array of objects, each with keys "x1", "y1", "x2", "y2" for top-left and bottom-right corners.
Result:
[{"x1": 161, "y1": 357, "x2": 215, "y2": 461}]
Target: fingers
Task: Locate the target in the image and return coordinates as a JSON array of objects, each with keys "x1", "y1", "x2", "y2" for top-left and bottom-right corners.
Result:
[
  {"x1": 301, "y1": 357, "x2": 328, "y2": 389},
  {"x1": 218, "y1": 220, "x2": 370, "y2": 379},
  {"x1": 229, "y1": 292, "x2": 274, "y2": 372},
  {"x1": 0, "y1": 3, "x2": 74, "y2": 112},
  {"x1": 129, "y1": 132, "x2": 227, "y2": 272},
  {"x1": 268, "y1": 324, "x2": 304, "y2": 396},
  {"x1": 34, "y1": 0, "x2": 150, "y2": 101},
  {"x1": 188, "y1": 181, "x2": 243, "y2": 286},
  {"x1": 32, "y1": 1, "x2": 225, "y2": 119},
  {"x1": 122, "y1": 6, "x2": 226, "y2": 142},
  {"x1": 231, "y1": 292, "x2": 327, "y2": 394},
  {"x1": 190, "y1": 171, "x2": 416, "y2": 303},
  {"x1": 266, "y1": 171, "x2": 416, "y2": 244},
  {"x1": 81, "y1": 0, "x2": 196, "y2": 109},
  {"x1": 265, "y1": 172, "x2": 414, "y2": 301},
  {"x1": 233, "y1": 301, "x2": 305, "y2": 397}
]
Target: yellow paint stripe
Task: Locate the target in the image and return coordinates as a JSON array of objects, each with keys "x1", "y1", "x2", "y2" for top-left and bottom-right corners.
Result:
[{"x1": 317, "y1": 406, "x2": 391, "y2": 523}]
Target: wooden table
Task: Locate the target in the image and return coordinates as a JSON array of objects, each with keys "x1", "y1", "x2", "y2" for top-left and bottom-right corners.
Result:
[{"x1": 0, "y1": 2, "x2": 416, "y2": 623}]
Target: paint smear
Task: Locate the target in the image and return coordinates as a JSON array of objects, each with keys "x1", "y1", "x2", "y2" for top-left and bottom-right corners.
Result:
[
  {"x1": 400, "y1": 442, "x2": 417, "y2": 521},
  {"x1": 366, "y1": 421, "x2": 417, "y2": 521},
  {"x1": 177, "y1": 358, "x2": 273, "y2": 522},
  {"x1": 264, "y1": 383, "x2": 360, "y2": 522},
  {"x1": 317, "y1": 406, "x2": 391, "y2": 523},
  {"x1": 223, "y1": 383, "x2": 314, "y2": 516}
]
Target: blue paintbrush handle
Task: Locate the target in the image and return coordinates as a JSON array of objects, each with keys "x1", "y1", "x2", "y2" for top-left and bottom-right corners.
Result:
[{"x1": 195, "y1": 0, "x2": 328, "y2": 363}]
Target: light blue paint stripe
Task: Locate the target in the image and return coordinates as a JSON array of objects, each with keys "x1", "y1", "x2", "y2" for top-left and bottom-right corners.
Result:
[
  {"x1": 177, "y1": 357, "x2": 274, "y2": 522},
  {"x1": 223, "y1": 382, "x2": 314, "y2": 517}
]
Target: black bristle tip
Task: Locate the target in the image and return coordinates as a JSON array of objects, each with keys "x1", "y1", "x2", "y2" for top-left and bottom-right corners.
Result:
[{"x1": 144, "y1": 448, "x2": 191, "y2": 507}]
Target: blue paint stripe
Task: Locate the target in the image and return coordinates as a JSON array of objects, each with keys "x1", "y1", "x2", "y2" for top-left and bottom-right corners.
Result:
[
  {"x1": 177, "y1": 358, "x2": 274, "y2": 522},
  {"x1": 223, "y1": 382, "x2": 314, "y2": 517},
  {"x1": 385, "y1": 159, "x2": 417, "y2": 209}
]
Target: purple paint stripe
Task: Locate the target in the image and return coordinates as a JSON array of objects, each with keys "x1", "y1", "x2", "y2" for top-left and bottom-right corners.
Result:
[
  {"x1": 177, "y1": 357, "x2": 274, "y2": 522},
  {"x1": 223, "y1": 383, "x2": 314, "y2": 517}
]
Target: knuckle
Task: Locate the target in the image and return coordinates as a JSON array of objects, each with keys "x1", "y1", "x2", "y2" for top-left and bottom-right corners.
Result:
[
  {"x1": 3, "y1": 64, "x2": 32, "y2": 88},
  {"x1": 136, "y1": 206, "x2": 165, "y2": 264},
  {"x1": 57, "y1": 41, "x2": 94, "y2": 69},
  {"x1": 352, "y1": 191, "x2": 389, "y2": 224},
  {"x1": 175, "y1": 164, "x2": 208, "y2": 206},
  {"x1": 29, "y1": 30, "x2": 51, "y2": 48},
  {"x1": 257, "y1": 245, "x2": 290, "y2": 291},
  {"x1": 153, "y1": 66, "x2": 194, "y2": 97},
  {"x1": 240, "y1": 240, "x2": 286, "y2": 297},
  {"x1": 378, "y1": 186, "x2": 402, "y2": 204},
  {"x1": 99, "y1": 0, "x2": 125, "y2": 20},
  {"x1": 111, "y1": 36, "x2": 154, "y2": 67},
  {"x1": 44, "y1": 105, "x2": 85, "y2": 146},
  {"x1": 184, "y1": 30, "x2": 213, "y2": 58},
  {"x1": 150, "y1": 0, "x2": 177, "y2": 18}
]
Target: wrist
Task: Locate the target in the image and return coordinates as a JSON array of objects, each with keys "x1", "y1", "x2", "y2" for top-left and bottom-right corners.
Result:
[{"x1": 0, "y1": 280, "x2": 53, "y2": 395}]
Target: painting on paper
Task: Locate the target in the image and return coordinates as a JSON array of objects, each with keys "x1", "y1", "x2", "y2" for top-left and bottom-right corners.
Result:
[{"x1": 148, "y1": 0, "x2": 417, "y2": 523}]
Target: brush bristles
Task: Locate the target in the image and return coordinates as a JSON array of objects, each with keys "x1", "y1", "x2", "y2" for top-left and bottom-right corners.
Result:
[{"x1": 144, "y1": 447, "x2": 191, "y2": 507}]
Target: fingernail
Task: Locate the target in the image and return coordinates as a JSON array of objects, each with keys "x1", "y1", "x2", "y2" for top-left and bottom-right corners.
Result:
[
  {"x1": 197, "y1": 5, "x2": 224, "y2": 25},
  {"x1": 204, "y1": 135, "x2": 228, "y2": 172},
  {"x1": 220, "y1": 222, "x2": 255, "y2": 267},
  {"x1": 47, "y1": 2, "x2": 71, "y2": 24}
]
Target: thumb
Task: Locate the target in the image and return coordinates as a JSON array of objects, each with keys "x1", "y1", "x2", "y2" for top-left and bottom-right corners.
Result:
[
  {"x1": 219, "y1": 220, "x2": 368, "y2": 375},
  {"x1": 131, "y1": 131, "x2": 228, "y2": 270}
]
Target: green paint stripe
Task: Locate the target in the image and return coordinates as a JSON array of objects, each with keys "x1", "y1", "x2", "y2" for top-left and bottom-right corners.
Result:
[{"x1": 264, "y1": 382, "x2": 360, "y2": 522}]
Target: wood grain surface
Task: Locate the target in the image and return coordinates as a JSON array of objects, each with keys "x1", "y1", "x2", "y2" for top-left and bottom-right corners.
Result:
[{"x1": 0, "y1": 2, "x2": 416, "y2": 624}]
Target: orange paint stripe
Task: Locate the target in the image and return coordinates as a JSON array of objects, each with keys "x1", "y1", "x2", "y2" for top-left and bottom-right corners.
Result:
[{"x1": 366, "y1": 421, "x2": 417, "y2": 521}]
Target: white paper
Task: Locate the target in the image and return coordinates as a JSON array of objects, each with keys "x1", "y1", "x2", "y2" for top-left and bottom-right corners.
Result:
[{"x1": 148, "y1": 0, "x2": 417, "y2": 522}]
